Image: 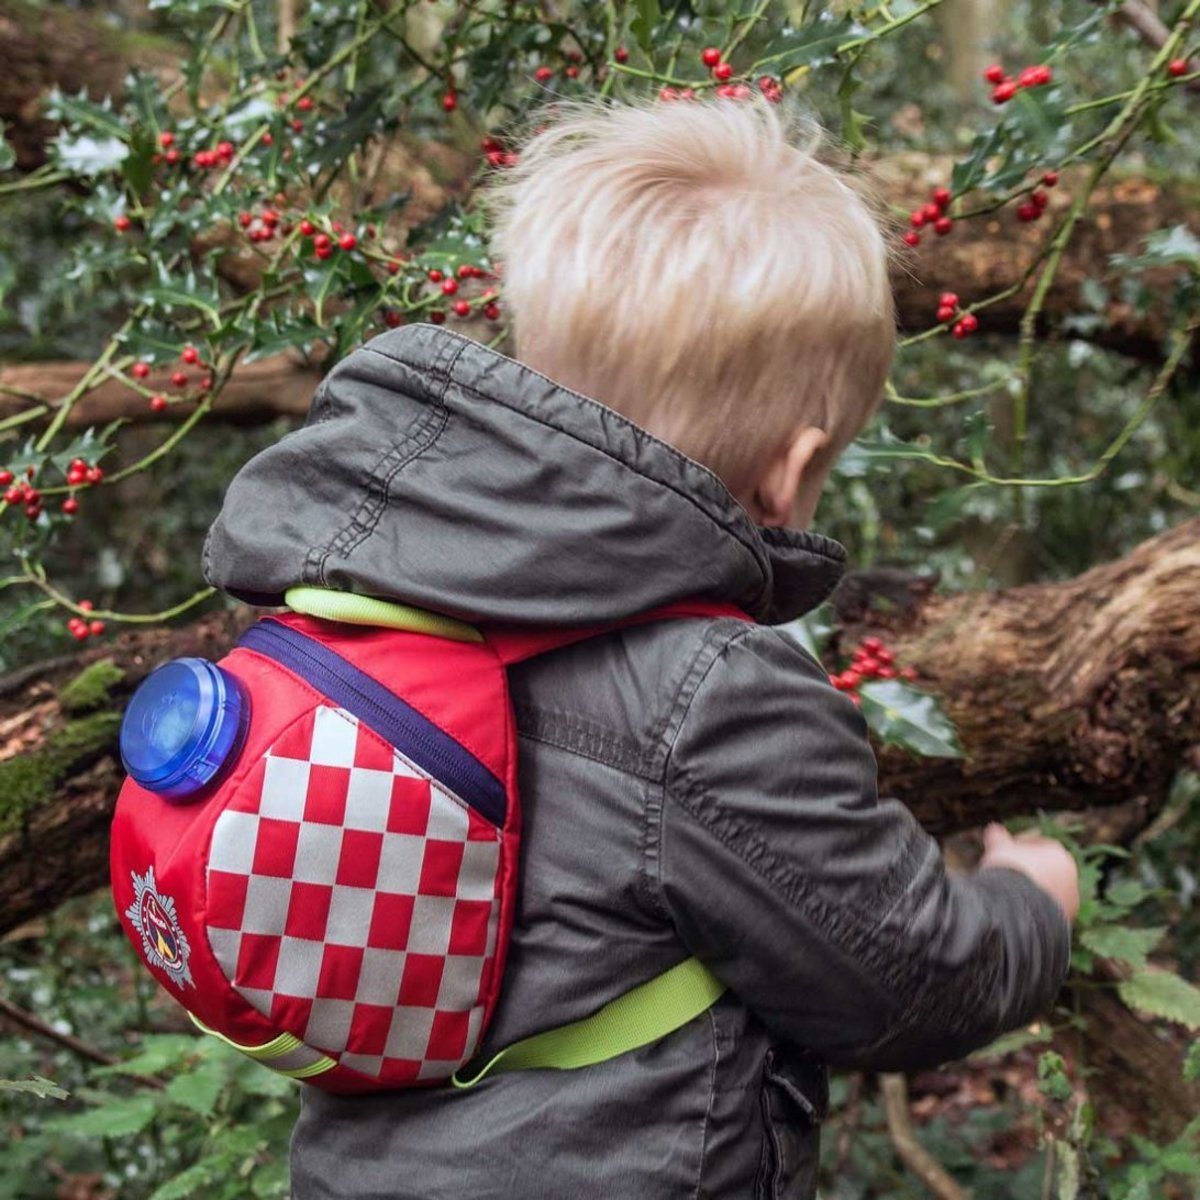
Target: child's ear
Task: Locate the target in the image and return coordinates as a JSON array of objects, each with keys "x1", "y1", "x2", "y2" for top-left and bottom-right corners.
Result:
[{"x1": 754, "y1": 426, "x2": 830, "y2": 527}]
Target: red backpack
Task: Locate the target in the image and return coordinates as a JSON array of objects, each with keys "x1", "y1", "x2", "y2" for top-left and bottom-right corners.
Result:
[{"x1": 111, "y1": 590, "x2": 745, "y2": 1094}]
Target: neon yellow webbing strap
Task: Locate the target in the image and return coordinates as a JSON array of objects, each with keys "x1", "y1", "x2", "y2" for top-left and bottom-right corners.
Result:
[
  {"x1": 452, "y1": 957, "x2": 726, "y2": 1087},
  {"x1": 284, "y1": 586, "x2": 483, "y2": 643},
  {"x1": 280, "y1": 588, "x2": 726, "y2": 1084}
]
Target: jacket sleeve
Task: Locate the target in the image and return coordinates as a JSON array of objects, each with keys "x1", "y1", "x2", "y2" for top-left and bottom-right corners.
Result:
[{"x1": 658, "y1": 625, "x2": 1071, "y2": 1072}]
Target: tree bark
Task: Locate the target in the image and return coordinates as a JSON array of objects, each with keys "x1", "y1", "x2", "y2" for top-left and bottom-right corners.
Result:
[{"x1": 2, "y1": 520, "x2": 1197, "y2": 939}]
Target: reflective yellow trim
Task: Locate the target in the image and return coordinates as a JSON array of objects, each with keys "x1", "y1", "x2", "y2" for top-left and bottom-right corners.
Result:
[
  {"x1": 284, "y1": 586, "x2": 483, "y2": 643},
  {"x1": 188, "y1": 1013, "x2": 302, "y2": 1060},
  {"x1": 278, "y1": 1056, "x2": 337, "y2": 1079}
]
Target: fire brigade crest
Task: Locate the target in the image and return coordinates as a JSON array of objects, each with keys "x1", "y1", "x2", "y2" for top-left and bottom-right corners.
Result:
[{"x1": 126, "y1": 866, "x2": 194, "y2": 989}]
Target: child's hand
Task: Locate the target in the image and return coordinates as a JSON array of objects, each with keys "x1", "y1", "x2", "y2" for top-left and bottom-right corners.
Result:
[{"x1": 979, "y1": 824, "x2": 1080, "y2": 922}]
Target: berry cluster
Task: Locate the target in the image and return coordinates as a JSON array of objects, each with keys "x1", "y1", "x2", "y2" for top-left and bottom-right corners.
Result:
[
  {"x1": 67, "y1": 601, "x2": 105, "y2": 642},
  {"x1": 829, "y1": 636, "x2": 918, "y2": 705},
  {"x1": 422, "y1": 265, "x2": 501, "y2": 325},
  {"x1": 2, "y1": 466, "x2": 44, "y2": 521},
  {"x1": 902, "y1": 185, "x2": 953, "y2": 248},
  {"x1": 481, "y1": 135, "x2": 519, "y2": 168},
  {"x1": 985, "y1": 61, "x2": 1053, "y2": 105},
  {"x1": 932, "y1": 291, "x2": 980, "y2": 339}
]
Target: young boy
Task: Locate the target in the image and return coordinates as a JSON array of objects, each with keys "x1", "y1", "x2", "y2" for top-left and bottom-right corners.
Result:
[{"x1": 204, "y1": 99, "x2": 1076, "y2": 1199}]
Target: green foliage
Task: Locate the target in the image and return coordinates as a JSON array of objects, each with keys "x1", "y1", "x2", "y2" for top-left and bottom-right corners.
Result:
[{"x1": 0, "y1": 2, "x2": 1198, "y2": 1198}]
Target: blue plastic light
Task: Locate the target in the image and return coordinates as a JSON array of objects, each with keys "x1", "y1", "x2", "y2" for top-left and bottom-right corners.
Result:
[{"x1": 120, "y1": 658, "x2": 249, "y2": 803}]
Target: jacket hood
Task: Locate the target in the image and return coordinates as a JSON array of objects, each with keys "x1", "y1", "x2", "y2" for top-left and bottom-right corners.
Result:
[{"x1": 203, "y1": 325, "x2": 846, "y2": 626}]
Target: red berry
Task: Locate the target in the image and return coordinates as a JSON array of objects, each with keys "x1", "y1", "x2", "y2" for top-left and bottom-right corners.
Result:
[
  {"x1": 88, "y1": 620, "x2": 106, "y2": 636},
  {"x1": 387, "y1": 258, "x2": 403, "y2": 275},
  {"x1": 297, "y1": 95, "x2": 314, "y2": 112},
  {"x1": 217, "y1": 141, "x2": 234, "y2": 158},
  {"x1": 910, "y1": 209, "x2": 927, "y2": 229},
  {"x1": 299, "y1": 218, "x2": 316, "y2": 237},
  {"x1": 992, "y1": 80, "x2": 1018, "y2": 104},
  {"x1": 261, "y1": 208, "x2": 280, "y2": 227},
  {"x1": 565, "y1": 65, "x2": 579, "y2": 79},
  {"x1": 113, "y1": 214, "x2": 132, "y2": 233},
  {"x1": 338, "y1": 232, "x2": 357, "y2": 251},
  {"x1": 877, "y1": 666, "x2": 898, "y2": 679},
  {"x1": 456, "y1": 264, "x2": 473, "y2": 279},
  {"x1": 1031, "y1": 188, "x2": 1048, "y2": 209},
  {"x1": 70, "y1": 622, "x2": 90, "y2": 641},
  {"x1": 429, "y1": 310, "x2": 446, "y2": 325},
  {"x1": 150, "y1": 394, "x2": 168, "y2": 412},
  {"x1": 862, "y1": 637, "x2": 883, "y2": 655},
  {"x1": 441, "y1": 278, "x2": 459, "y2": 295},
  {"x1": 934, "y1": 216, "x2": 953, "y2": 236},
  {"x1": 25, "y1": 502, "x2": 41, "y2": 521},
  {"x1": 86, "y1": 466, "x2": 103, "y2": 484},
  {"x1": 79, "y1": 600, "x2": 94, "y2": 612},
  {"x1": 903, "y1": 231, "x2": 921, "y2": 247},
  {"x1": 0, "y1": 470, "x2": 11, "y2": 486},
  {"x1": 936, "y1": 305, "x2": 956, "y2": 323},
  {"x1": 960, "y1": 312, "x2": 979, "y2": 333},
  {"x1": 984, "y1": 64, "x2": 1006, "y2": 84},
  {"x1": 3, "y1": 486, "x2": 21, "y2": 505},
  {"x1": 384, "y1": 310, "x2": 404, "y2": 328},
  {"x1": 159, "y1": 131, "x2": 175, "y2": 148},
  {"x1": 1168, "y1": 58, "x2": 1188, "y2": 77},
  {"x1": 876, "y1": 648, "x2": 894, "y2": 667},
  {"x1": 484, "y1": 302, "x2": 501, "y2": 321},
  {"x1": 261, "y1": 132, "x2": 273, "y2": 146},
  {"x1": 659, "y1": 86, "x2": 680, "y2": 102},
  {"x1": 952, "y1": 320, "x2": 969, "y2": 339},
  {"x1": 181, "y1": 345, "x2": 199, "y2": 365},
  {"x1": 442, "y1": 91, "x2": 458, "y2": 112},
  {"x1": 1041, "y1": 170, "x2": 1059, "y2": 187},
  {"x1": 132, "y1": 362, "x2": 151, "y2": 379},
  {"x1": 534, "y1": 65, "x2": 553, "y2": 83},
  {"x1": 313, "y1": 233, "x2": 332, "y2": 251},
  {"x1": 238, "y1": 211, "x2": 253, "y2": 228},
  {"x1": 939, "y1": 291, "x2": 959, "y2": 309},
  {"x1": 1017, "y1": 202, "x2": 1039, "y2": 222},
  {"x1": 171, "y1": 370, "x2": 188, "y2": 388},
  {"x1": 165, "y1": 148, "x2": 180, "y2": 165},
  {"x1": 452, "y1": 299, "x2": 471, "y2": 317},
  {"x1": 840, "y1": 669, "x2": 862, "y2": 690},
  {"x1": 62, "y1": 497, "x2": 79, "y2": 515},
  {"x1": 932, "y1": 186, "x2": 952, "y2": 210},
  {"x1": 923, "y1": 202, "x2": 941, "y2": 222},
  {"x1": 900, "y1": 666, "x2": 919, "y2": 682},
  {"x1": 614, "y1": 46, "x2": 628, "y2": 63},
  {"x1": 701, "y1": 47, "x2": 722, "y2": 67},
  {"x1": 427, "y1": 268, "x2": 443, "y2": 283},
  {"x1": 713, "y1": 62, "x2": 734, "y2": 81}
]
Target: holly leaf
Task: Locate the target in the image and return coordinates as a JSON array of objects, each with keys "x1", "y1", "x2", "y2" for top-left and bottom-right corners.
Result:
[
  {"x1": 858, "y1": 679, "x2": 964, "y2": 759},
  {"x1": 1079, "y1": 924, "x2": 1166, "y2": 969},
  {"x1": 630, "y1": 0, "x2": 661, "y2": 55},
  {"x1": 1118, "y1": 970, "x2": 1200, "y2": 1031},
  {"x1": 51, "y1": 131, "x2": 128, "y2": 177},
  {"x1": 44, "y1": 89, "x2": 127, "y2": 141},
  {"x1": 758, "y1": 14, "x2": 858, "y2": 74},
  {"x1": 950, "y1": 124, "x2": 1004, "y2": 195},
  {"x1": 148, "y1": 1152, "x2": 239, "y2": 1200}
]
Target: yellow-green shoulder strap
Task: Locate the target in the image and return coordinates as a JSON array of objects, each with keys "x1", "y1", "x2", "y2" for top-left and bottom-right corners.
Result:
[
  {"x1": 284, "y1": 586, "x2": 483, "y2": 643},
  {"x1": 452, "y1": 957, "x2": 725, "y2": 1088}
]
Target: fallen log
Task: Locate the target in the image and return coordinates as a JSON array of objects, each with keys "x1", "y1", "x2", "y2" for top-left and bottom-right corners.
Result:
[{"x1": 1, "y1": 519, "x2": 1197, "y2": 938}]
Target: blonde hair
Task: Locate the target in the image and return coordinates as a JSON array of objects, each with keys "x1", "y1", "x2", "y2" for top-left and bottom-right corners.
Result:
[{"x1": 484, "y1": 98, "x2": 895, "y2": 499}]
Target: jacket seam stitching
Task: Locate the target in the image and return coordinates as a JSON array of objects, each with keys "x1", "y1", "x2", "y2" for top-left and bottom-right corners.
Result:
[
  {"x1": 692, "y1": 1006, "x2": 720, "y2": 1200},
  {"x1": 306, "y1": 338, "x2": 467, "y2": 585}
]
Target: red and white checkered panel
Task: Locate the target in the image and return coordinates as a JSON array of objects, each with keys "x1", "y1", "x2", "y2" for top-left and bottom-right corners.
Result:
[{"x1": 205, "y1": 705, "x2": 502, "y2": 1083}]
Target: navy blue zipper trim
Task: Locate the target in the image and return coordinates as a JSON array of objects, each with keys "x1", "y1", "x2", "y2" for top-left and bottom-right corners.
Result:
[{"x1": 237, "y1": 619, "x2": 506, "y2": 827}]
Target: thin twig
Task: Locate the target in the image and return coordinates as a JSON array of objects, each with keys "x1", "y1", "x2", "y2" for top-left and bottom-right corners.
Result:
[{"x1": 880, "y1": 1073, "x2": 971, "y2": 1200}]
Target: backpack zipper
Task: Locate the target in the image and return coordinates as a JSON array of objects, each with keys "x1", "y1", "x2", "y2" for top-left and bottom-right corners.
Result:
[{"x1": 237, "y1": 619, "x2": 506, "y2": 827}]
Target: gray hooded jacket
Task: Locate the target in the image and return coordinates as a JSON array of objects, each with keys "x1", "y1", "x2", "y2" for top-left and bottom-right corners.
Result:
[{"x1": 204, "y1": 325, "x2": 1071, "y2": 1200}]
